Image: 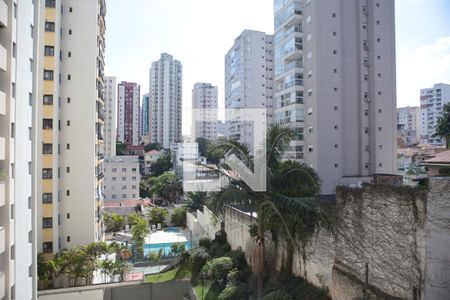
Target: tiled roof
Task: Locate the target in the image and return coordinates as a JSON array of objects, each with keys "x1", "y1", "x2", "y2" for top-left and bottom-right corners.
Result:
[{"x1": 423, "y1": 150, "x2": 450, "y2": 164}]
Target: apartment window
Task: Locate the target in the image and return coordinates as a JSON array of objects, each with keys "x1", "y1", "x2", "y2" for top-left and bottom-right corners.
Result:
[
  {"x1": 122, "y1": 185, "x2": 126, "y2": 190},
  {"x1": 334, "y1": 87, "x2": 338, "y2": 92},
  {"x1": 132, "y1": 185, "x2": 137, "y2": 190},
  {"x1": 68, "y1": 29, "x2": 72, "y2": 35},
  {"x1": 112, "y1": 168, "x2": 117, "y2": 172},
  {"x1": 44, "y1": 69, "x2": 54, "y2": 80},
  {"x1": 43, "y1": 242, "x2": 53, "y2": 253},
  {"x1": 42, "y1": 217, "x2": 53, "y2": 228},
  {"x1": 13, "y1": 3, "x2": 17, "y2": 18},
  {"x1": 42, "y1": 168, "x2": 52, "y2": 179},
  {"x1": 66, "y1": 167, "x2": 70, "y2": 173},
  {"x1": 378, "y1": 163, "x2": 383, "y2": 167},
  {"x1": 67, "y1": 213, "x2": 70, "y2": 219},
  {"x1": 67, "y1": 120, "x2": 70, "y2": 126},
  {"x1": 122, "y1": 194, "x2": 126, "y2": 199},
  {"x1": 333, "y1": 50, "x2": 337, "y2": 55},
  {"x1": 132, "y1": 176, "x2": 137, "y2": 181},
  {"x1": 45, "y1": 0, "x2": 56, "y2": 7},
  {"x1": 43, "y1": 94, "x2": 53, "y2": 105},
  {"x1": 69, "y1": 7, "x2": 73, "y2": 12},
  {"x1": 112, "y1": 177, "x2": 116, "y2": 181},
  {"x1": 333, "y1": 68, "x2": 337, "y2": 73},
  {"x1": 332, "y1": 13, "x2": 336, "y2": 18},
  {"x1": 308, "y1": 127, "x2": 313, "y2": 134},
  {"x1": 333, "y1": 31, "x2": 337, "y2": 36},
  {"x1": 30, "y1": 25, "x2": 34, "y2": 38},
  {"x1": 132, "y1": 168, "x2": 137, "y2": 173},
  {"x1": 334, "y1": 164, "x2": 339, "y2": 168},
  {"x1": 43, "y1": 193, "x2": 53, "y2": 203},
  {"x1": 378, "y1": 127, "x2": 382, "y2": 132},
  {"x1": 68, "y1": 51, "x2": 72, "y2": 57},
  {"x1": 66, "y1": 143, "x2": 70, "y2": 150},
  {"x1": 11, "y1": 123, "x2": 15, "y2": 138},
  {"x1": 112, "y1": 194, "x2": 117, "y2": 199},
  {"x1": 45, "y1": 22, "x2": 56, "y2": 32},
  {"x1": 122, "y1": 168, "x2": 126, "y2": 172},
  {"x1": 67, "y1": 236, "x2": 71, "y2": 242},
  {"x1": 13, "y1": 43, "x2": 16, "y2": 58},
  {"x1": 43, "y1": 119, "x2": 53, "y2": 129},
  {"x1": 306, "y1": 15, "x2": 311, "y2": 23},
  {"x1": 44, "y1": 45, "x2": 54, "y2": 56},
  {"x1": 308, "y1": 146, "x2": 313, "y2": 153},
  {"x1": 308, "y1": 89, "x2": 313, "y2": 97},
  {"x1": 67, "y1": 74, "x2": 71, "y2": 80},
  {"x1": 66, "y1": 190, "x2": 70, "y2": 196},
  {"x1": 43, "y1": 143, "x2": 53, "y2": 154},
  {"x1": 28, "y1": 197, "x2": 32, "y2": 209},
  {"x1": 12, "y1": 83, "x2": 16, "y2": 98},
  {"x1": 67, "y1": 97, "x2": 71, "y2": 103}
]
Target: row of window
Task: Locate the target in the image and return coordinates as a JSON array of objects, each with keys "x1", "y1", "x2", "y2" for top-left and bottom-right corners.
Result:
[
  {"x1": 111, "y1": 194, "x2": 138, "y2": 199},
  {"x1": 111, "y1": 167, "x2": 138, "y2": 173},
  {"x1": 106, "y1": 185, "x2": 138, "y2": 190}
]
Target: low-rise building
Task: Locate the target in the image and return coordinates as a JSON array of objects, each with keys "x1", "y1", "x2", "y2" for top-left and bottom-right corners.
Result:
[
  {"x1": 421, "y1": 150, "x2": 450, "y2": 177},
  {"x1": 103, "y1": 156, "x2": 141, "y2": 201},
  {"x1": 397, "y1": 124, "x2": 418, "y2": 148},
  {"x1": 143, "y1": 150, "x2": 161, "y2": 175}
]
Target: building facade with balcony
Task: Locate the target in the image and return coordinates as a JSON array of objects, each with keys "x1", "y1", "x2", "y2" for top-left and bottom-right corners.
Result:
[
  {"x1": 141, "y1": 93, "x2": 150, "y2": 138},
  {"x1": 149, "y1": 53, "x2": 182, "y2": 150},
  {"x1": 105, "y1": 76, "x2": 117, "y2": 157},
  {"x1": 117, "y1": 81, "x2": 140, "y2": 146},
  {"x1": 419, "y1": 83, "x2": 450, "y2": 145},
  {"x1": 0, "y1": 1, "x2": 40, "y2": 299},
  {"x1": 192, "y1": 83, "x2": 218, "y2": 141},
  {"x1": 36, "y1": 0, "x2": 106, "y2": 256},
  {"x1": 225, "y1": 30, "x2": 274, "y2": 152},
  {"x1": 397, "y1": 106, "x2": 420, "y2": 142},
  {"x1": 274, "y1": 0, "x2": 397, "y2": 194},
  {"x1": 103, "y1": 156, "x2": 141, "y2": 202}
]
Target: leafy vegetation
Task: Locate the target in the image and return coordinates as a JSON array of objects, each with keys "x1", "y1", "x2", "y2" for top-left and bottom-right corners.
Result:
[
  {"x1": 145, "y1": 171, "x2": 182, "y2": 203},
  {"x1": 171, "y1": 207, "x2": 187, "y2": 227},
  {"x1": 115, "y1": 142, "x2": 127, "y2": 155},
  {"x1": 131, "y1": 217, "x2": 150, "y2": 259},
  {"x1": 432, "y1": 103, "x2": 450, "y2": 148},
  {"x1": 150, "y1": 151, "x2": 173, "y2": 176},
  {"x1": 184, "y1": 191, "x2": 207, "y2": 212},
  {"x1": 147, "y1": 206, "x2": 169, "y2": 225},
  {"x1": 144, "y1": 142, "x2": 162, "y2": 153}
]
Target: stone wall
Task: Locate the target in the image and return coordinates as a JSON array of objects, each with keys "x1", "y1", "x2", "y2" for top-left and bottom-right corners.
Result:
[{"x1": 332, "y1": 184, "x2": 427, "y2": 300}]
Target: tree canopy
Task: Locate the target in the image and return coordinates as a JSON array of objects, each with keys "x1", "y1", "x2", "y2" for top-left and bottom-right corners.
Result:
[{"x1": 432, "y1": 103, "x2": 450, "y2": 149}]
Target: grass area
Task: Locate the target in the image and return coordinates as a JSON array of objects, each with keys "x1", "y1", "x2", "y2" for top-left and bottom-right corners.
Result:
[{"x1": 145, "y1": 262, "x2": 192, "y2": 283}]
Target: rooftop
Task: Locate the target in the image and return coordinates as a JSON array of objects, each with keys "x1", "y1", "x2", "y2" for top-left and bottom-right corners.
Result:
[
  {"x1": 422, "y1": 150, "x2": 450, "y2": 164},
  {"x1": 105, "y1": 156, "x2": 140, "y2": 163}
]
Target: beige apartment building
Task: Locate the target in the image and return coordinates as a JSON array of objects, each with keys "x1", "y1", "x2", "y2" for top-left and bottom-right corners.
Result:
[
  {"x1": 274, "y1": 0, "x2": 397, "y2": 194},
  {"x1": 36, "y1": 0, "x2": 106, "y2": 255},
  {"x1": 105, "y1": 76, "x2": 117, "y2": 158},
  {"x1": 192, "y1": 83, "x2": 219, "y2": 141}
]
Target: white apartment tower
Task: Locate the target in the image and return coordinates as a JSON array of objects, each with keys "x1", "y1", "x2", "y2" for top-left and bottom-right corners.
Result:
[
  {"x1": 397, "y1": 106, "x2": 420, "y2": 141},
  {"x1": 36, "y1": 0, "x2": 106, "y2": 254},
  {"x1": 274, "y1": 0, "x2": 397, "y2": 194},
  {"x1": 192, "y1": 83, "x2": 218, "y2": 141},
  {"x1": 0, "y1": 1, "x2": 39, "y2": 299},
  {"x1": 105, "y1": 76, "x2": 117, "y2": 157},
  {"x1": 225, "y1": 30, "x2": 274, "y2": 151},
  {"x1": 149, "y1": 53, "x2": 182, "y2": 149},
  {"x1": 117, "y1": 81, "x2": 140, "y2": 146},
  {"x1": 420, "y1": 83, "x2": 450, "y2": 145}
]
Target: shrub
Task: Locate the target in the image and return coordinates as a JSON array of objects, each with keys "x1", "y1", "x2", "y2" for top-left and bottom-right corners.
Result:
[
  {"x1": 262, "y1": 290, "x2": 294, "y2": 300},
  {"x1": 218, "y1": 284, "x2": 247, "y2": 300},
  {"x1": 198, "y1": 236, "x2": 212, "y2": 250},
  {"x1": 214, "y1": 230, "x2": 227, "y2": 245},
  {"x1": 226, "y1": 248, "x2": 246, "y2": 269},
  {"x1": 171, "y1": 207, "x2": 187, "y2": 227},
  {"x1": 202, "y1": 256, "x2": 233, "y2": 287},
  {"x1": 191, "y1": 247, "x2": 210, "y2": 275},
  {"x1": 226, "y1": 268, "x2": 239, "y2": 286}
]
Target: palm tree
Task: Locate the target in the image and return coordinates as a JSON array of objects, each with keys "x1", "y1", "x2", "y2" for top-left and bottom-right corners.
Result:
[
  {"x1": 131, "y1": 218, "x2": 150, "y2": 260},
  {"x1": 432, "y1": 103, "x2": 450, "y2": 149},
  {"x1": 210, "y1": 124, "x2": 328, "y2": 300},
  {"x1": 183, "y1": 191, "x2": 207, "y2": 212},
  {"x1": 147, "y1": 171, "x2": 183, "y2": 204}
]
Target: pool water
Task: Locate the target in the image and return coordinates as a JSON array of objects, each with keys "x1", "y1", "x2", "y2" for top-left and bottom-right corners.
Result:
[
  {"x1": 144, "y1": 241, "x2": 191, "y2": 256},
  {"x1": 164, "y1": 227, "x2": 180, "y2": 233}
]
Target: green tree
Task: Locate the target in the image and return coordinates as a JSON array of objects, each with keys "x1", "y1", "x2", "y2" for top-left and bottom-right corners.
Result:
[
  {"x1": 171, "y1": 207, "x2": 187, "y2": 227},
  {"x1": 148, "y1": 206, "x2": 169, "y2": 225},
  {"x1": 116, "y1": 142, "x2": 127, "y2": 155},
  {"x1": 104, "y1": 213, "x2": 126, "y2": 233},
  {"x1": 131, "y1": 218, "x2": 150, "y2": 259},
  {"x1": 151, "y1": 151, "x2": 173, "y2": 176},
  {"x1": 432, "y1": 103, "x2": 450, "y2": 149},
  {"x1": 210, "y1": 124, "x2": 328, "y2": 299},
  {"x1": 147, "y1": 171, "x2": 183, "y2": 203},
  {"x1": 183, "y1": 192, "x2": 206, "y2": 212},
  {"x1": 126, "y1": 212, "x2": 143, "y2": 228},
  {"x1": 144, "y1": 142, "x2": 161, "y2": 153}
]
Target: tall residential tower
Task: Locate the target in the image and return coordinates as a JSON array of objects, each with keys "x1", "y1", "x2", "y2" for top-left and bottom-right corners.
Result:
[
  {"x1": 149, "y1": 53, "x2": 182, "y2": 149},
  {"x1": 36, "y1": 0, "x2": 107, "y2": 255},
  {"x1": 0, "y1": 1, "x2": 39, "y2": 299},
  {"x1": 105, "y1": 76, "x2": 117, "y2": 157},
  {"x1": 225, "y1": 30, "x2": 274, "y2": 151},
  {"x1": 192, "y1": 83, "x2": 218, "y2": 141},
  {"x1": 420, "y1": 83, "x2": 450, "y2": 145},
  {"x1": 274, "y1": 0, "x2": 397, "y2": 194},
  {"x1": 117, "y1": 81, "x2": 140, "y2": 146}
]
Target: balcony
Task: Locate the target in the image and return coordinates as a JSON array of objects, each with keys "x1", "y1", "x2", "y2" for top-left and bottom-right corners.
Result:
[
  {"x1": 0, "y1": 0, "x2": 7, "y2": 28},
  {"x1": 0, "y1": 137, "x2": 5, "y2": 160},
  {"x1": 0, "y1": 181, "x2": 4, "y2": 207},
  {"x1": 0, "y1": 226, "x2": 4, "y2": 254},
  {"x1": 0, "y1": 44, "x2": 7, "y2": 72},
  {"x1": 0, "y1": 90, "x2": 5, "y2": 115},
  {"x1": 0, "y1": 271, "x2": 4, "y2": 300}
]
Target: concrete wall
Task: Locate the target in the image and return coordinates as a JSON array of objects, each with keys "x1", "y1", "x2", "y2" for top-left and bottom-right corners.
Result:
[
  {"x1": 38, "y1": 280, "x2": 198, "y2": 300},
  {"x1": 186, "y1": 206, "x2": 221, "y2": 240}
]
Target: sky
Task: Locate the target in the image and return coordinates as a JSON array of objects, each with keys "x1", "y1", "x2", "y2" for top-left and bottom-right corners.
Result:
[{"x1": 105, "y1": 0, "x2": 450, "y2": 135}]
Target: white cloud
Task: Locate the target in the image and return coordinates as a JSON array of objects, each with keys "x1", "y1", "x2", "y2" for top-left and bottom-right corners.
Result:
[{"x1": 397, "y1": 36, "x2": 450, "y2": 107}]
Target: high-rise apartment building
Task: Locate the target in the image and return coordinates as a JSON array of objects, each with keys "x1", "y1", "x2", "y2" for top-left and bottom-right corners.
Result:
[
  {"x1": 36, "y1": 0, "x2": 106, "y2": 254},
  {"x1": 0, "y1": 1, "x2": 39, "y2": 299},
  {"x1": 192, "y1": 83, "x2": 218, "y2": 141},
  {"x1": 274, "y1": 0, "x2": 397, "y2": 194},
  {"x1": 149, "y1": 53, "x2": 182, "y2": 149},
  {"x1": 141, "y1": 93, "x2": 150, "y2": 137},
  {"x1": 225, "y1": 30, "x2": 274, "y2": 151},
  {"x1": 397, "y1": 106, "x2": 420, "y2": 142},
  {"x1": 105, "y1": 76, "x2": 117, "y2": 157},
  {"x1": 117, "y1": 81, "x2": 140, "y2": 146},
  {"x1": 420, "y1": 83, "x2": 450, "y2": 145}
]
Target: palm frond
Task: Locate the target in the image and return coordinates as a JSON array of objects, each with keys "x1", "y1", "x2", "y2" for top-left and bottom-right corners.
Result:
[
  {"x1": 266, "y1": 123, "x2": 294, "y2": 168},
  {"x1": 208, "y1": 185, "x2": 254, "y2": 216},
  {"x1": 211, "y1": 139, "x2": 253, "y2": 168}
]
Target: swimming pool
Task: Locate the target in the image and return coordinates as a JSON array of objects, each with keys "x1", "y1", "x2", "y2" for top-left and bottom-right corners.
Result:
[
  {"x1": 164, "y1": 227, "x2": 180, "y2": 233},
  {"x1": 144, "y1": 241, "x2": 191, "y2": 256}
]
